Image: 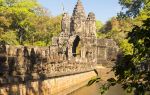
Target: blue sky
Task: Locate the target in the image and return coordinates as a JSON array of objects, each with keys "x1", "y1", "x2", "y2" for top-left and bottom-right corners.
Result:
[{"x1": 38, "y1": 0, "x2": 122, "y2": 23}]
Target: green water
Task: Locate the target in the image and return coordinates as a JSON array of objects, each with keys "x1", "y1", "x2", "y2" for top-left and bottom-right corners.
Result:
[
  {"x1": 69, "y1": 69, "x2": 129, "y2": 95},
  {"x1": 69, "y1": 83, "x2": 127, "y2": 95}
]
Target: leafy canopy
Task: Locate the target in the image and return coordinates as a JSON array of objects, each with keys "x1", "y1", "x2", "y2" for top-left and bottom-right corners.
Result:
[
  {"x1": 90, "y1": 0, "x2": 150, "y2": 94},
  {"x1": 0, "y1": 0, "x2": 62, "y2": 46}
]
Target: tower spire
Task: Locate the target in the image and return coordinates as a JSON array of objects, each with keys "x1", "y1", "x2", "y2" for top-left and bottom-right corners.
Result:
[
  {"x1": 77, "y1": 0, "x2": 81, "y2": 3},
  {"x1": 73, "y1": 0, "x2": 86, "y2": 17}
]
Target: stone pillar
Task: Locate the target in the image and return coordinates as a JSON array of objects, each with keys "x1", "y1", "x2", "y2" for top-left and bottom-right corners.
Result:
[
  {"x1": 15, "y1": 48, "x2": 26, "y2": 80},
  {"x1": 86, "y1": 12, "x2": 96, "y2": 37},
  {"x1": 0, "y1": 44, "x2": 9, "y2": 79},
  {"x1": 30, "y1": 48, "x2": 36, "y2": 70},
  {"x1": 23, "y1": 47, "x2": 30, "y2": 74},
  {"x1": 8, "y1": 46, "x2": 14, "y2": 56}
]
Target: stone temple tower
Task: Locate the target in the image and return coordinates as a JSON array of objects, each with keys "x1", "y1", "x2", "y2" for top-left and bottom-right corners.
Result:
[
  {"x1": 61, "y1": 13, "x2": 70, "y2": 35},
  {"x1": 86, "y1": 12, "x2": 96, "y2": 37},
  {"x1": 60, "y1": 0, "x2": 96, "y2": 38},
  {"x1": 71, "y1": 0, "x2": 86, "y2": 35},
  {"x1": 51, "y1": 0, "x2": 118, "y2": 65},
  {"x1": 57, "y1": 0, "x2": 97, "y2": 61}
]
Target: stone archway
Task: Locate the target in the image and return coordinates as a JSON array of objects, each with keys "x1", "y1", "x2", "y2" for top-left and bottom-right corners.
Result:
[{"x1": 72, "y1": 36, "x2": 80, "y2": 57}]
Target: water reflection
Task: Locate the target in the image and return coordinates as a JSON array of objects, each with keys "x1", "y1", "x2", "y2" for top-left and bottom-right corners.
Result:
[
  {"x1": 69, "y1": 84, "x2": 128, "y2": 95},
  {"x1": 69, "y1": 69, "x2": 129, "y2": 95}
]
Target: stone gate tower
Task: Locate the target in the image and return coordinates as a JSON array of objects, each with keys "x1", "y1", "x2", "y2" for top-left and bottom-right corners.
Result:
[
  {"x1": 70, "y1": 0, "x2": 96, "y2": 36},
  {"x1": 51, "y1": 0, "x2": 118, "y2": 65}
]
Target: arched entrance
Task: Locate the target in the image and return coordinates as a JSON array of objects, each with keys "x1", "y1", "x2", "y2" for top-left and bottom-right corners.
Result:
[{"x1": 72, "y1": 36, "x2": 80, "y2": 57}]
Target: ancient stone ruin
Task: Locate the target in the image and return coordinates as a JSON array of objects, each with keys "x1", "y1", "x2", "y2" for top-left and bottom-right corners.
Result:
[
  {"x1": 0, "y1": 0, "x2": 118, "y2": 85},
  {"x1": 54, "y1": 0, "x2": 118, "y2": 64}
]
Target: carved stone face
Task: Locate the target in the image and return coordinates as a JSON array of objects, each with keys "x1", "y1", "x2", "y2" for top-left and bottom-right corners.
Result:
[{"x1": 74, "y1": 18, "x2": 82, "y2": 32}]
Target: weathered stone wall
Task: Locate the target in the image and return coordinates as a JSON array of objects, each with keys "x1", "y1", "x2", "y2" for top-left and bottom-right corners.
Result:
[
  {"x1": 0, "y1": 44, "x2": 95, "y2": 86},
  {"x1": 0, "y1": 70, "x2": 96, "y2": 95},
  {"x1": 96, "y1": 39, "x2": 118, "y2": 66},
  {"x1": 0, "y1": 38, "x2": 118, "y2": 85}
]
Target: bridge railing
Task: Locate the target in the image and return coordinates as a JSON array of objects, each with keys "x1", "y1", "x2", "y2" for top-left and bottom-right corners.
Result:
[{"x1": 0, "y1": 44, "x2": 96, "y2": 85}]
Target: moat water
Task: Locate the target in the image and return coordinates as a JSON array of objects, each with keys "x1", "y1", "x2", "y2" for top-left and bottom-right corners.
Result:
[
  {"x1": 70, "y1": 84, "x2": 126, "y2": 95},
  {"x1": 69, "y1": 69, "x2": 128, "y2": 95}
]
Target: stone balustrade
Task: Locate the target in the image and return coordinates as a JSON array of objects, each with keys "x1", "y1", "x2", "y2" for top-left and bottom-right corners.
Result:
[{"x1": 0, "y1": 44, "x2": 95, "y2": 86}]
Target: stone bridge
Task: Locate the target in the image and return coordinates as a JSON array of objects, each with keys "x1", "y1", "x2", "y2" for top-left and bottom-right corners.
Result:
[
  {"x1": 0, "y1": 42, "x2": 117, "y2": 95},
  {"x1": 0, "y1": 0, "x2": 118, "y2": 95},
  {"x1": 0, "y1": 44, "x2": 97, "y2": 95}
]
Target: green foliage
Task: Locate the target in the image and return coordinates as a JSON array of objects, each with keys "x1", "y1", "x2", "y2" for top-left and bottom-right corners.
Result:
[
  {"x1": 88, "y1": 76, "x2": 117, "y2": 95},
  {"x1": 95, "y1": 20, "x2": 105, "y2": 38},
  {"x1": 0, "y1": 0, "x2": 62, "y2": 46},
  {"x1": 0, "y1": 31, "x2": 19, "y2": 45},
  {"x1": 101, "y1": 17, "x2": 133, "y2": 34},
  {"x1": 96, "y1": 32, "x2": 106, "y2": 39},
  {"x1": 128, "y1": 18, "x2": 150, "y2": 63},
  {"x1": 33, "y1": 41, "x2": 46, "y2": 46},
  {"x1": 119, "y1": 39, "x2": 133, "y2": 55},
  {"x1": 98, "y1": 17, "x2": 133, "y2": 50},
  {"x1": 98, "y1": 17, "x2": 135, "y2": 58},
  {"x1": 96, "y1": 20, "x2": 103, "y2": 32},
  {"x1": 89, "y1": 0, "x2": 150, "y2": 95},
  {"x1": 100, "y1": 78, "x2": 117, "y2": 94},
  {"x1": 49, "y1": 15, "x2": 62, "y2": 36},
  {"x1": 100, "y1": 19, "x2": 112, "y2": 33},
  {"x1": 118, "y1": 0, "x2": 149, "y2": 17},
  {"x1": 101, "y1": 18, "x2": 150, "y2": 95},
  {"x1": 100, "y1": 84, "x2": 109, "y2": 94},
  {"x1": 96, "y1": 1, "x2": 150, "y2": 94},
  {"x1": 0, "y1": 0, "x2": 38, "y2": 44},
  {"x1": 118, "y1": 0, "x2": 150, "y2": 27},
  {"x1": 118, "y1": 0, "x2": 150, "y2": 29},
  {"x1": 87, "y1": 77, "x2": 101, "y2": 86}
]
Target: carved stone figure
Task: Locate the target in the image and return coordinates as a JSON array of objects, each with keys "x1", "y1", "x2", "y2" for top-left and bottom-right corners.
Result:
[
  {"x1": 15, "y1": 48, "x2": 26, "y2": 76},
  {"x1": 62, "y1": 13, "x2": 70, "y2": 33},
  {"x1": 0, "y1": 44, "x2": 6, "y2": 54},
  {"x1": 0, "y1": 44, "x2": 9, "y2": 78}
]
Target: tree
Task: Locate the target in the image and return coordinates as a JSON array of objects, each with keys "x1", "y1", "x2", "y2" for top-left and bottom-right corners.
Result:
[
  {"x1": 112, "y1": 1, "x2": 150, "y2": 94},
  {"x1": 0, "y1": 0, "x2": 39, "y2": 45},
  {"x1": 89, "y1": 18, "x2": 150, "y2": 95},
  {"x1": 113, "y1": 18, "x2": 150, "y2": 94},
  {"x1": 98, "y1": 17, "x2": 133, "y2": 44},
  {"x1": 118, "y1": 0, "x2": 150, "y2": 26},
  {"x1": 96, "y1": 20, "x2": 103, "y2": 32},
  {"x1": 0, "y1": 31, "x2": 19, "y2": 45},
  {"x1": 118, "y1": 0, "x2": 150, "y2": 17},
  {"x1": 31, "y1": 15, "x2": 62, "y2": 46},
  {"x1": 0, "y1": 0, "x2": 62, "y2": 46},
  {"x1": 89, "y1": 0, "x2": 150, "y2": 94}
]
